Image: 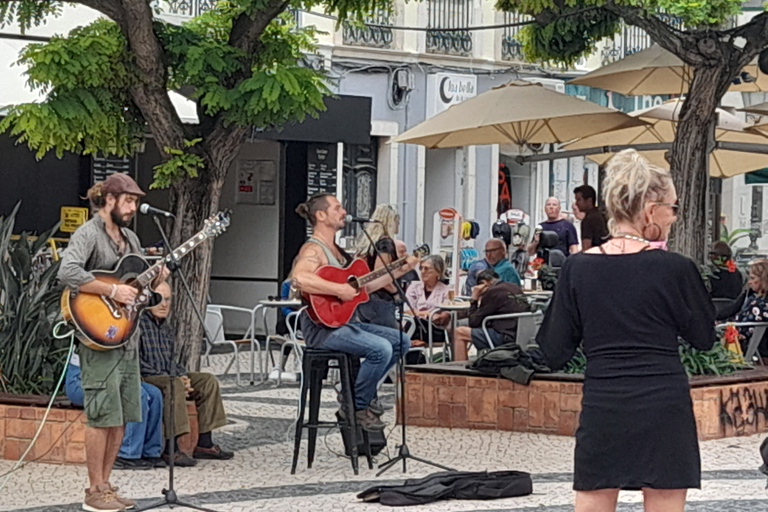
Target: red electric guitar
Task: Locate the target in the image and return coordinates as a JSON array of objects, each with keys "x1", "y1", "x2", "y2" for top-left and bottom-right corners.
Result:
[{"x1": 306, "y1": 244, "x2": 429, "y2": 328}]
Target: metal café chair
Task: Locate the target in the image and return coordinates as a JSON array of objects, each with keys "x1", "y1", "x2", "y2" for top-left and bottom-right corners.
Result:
[
  {"x1": 204, "y1": 304, "x2": 261, "y2": 385},
  {"x1": 715, "y1": 322, "x2": 768, "y2": 365},
  {"x1": 480, "y1": 311, "x2": 544, "y2": 351}
]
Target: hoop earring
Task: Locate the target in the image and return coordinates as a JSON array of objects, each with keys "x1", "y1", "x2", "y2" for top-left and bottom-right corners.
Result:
[{"x1": 642, "y1": 223, "x2": 663, "y2": 242}]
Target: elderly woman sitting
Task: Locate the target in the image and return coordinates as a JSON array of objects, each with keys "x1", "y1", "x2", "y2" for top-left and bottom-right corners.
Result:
[
  {"x1": 717, "y1": 258, "x2": 768, "y2": 357},
  {"x1": 405, "y1": 255, "x2": 451, "y2": 343}
]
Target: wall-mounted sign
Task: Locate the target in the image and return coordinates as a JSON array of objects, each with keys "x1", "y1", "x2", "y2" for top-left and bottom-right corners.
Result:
[
  {"x1": 426, "y1": 73, "x2": 477, "y2": 118},
  {"x1": 60, "y1": 207, "x2": 89, "y2": 233},
  {"x1": 236, "y1": 160, "x2": 276, "y2": 205}
]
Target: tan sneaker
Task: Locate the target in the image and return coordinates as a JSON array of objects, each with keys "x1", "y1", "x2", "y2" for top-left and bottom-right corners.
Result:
[
  {"x1": 83, "y1": 483, "x2": 125, "y2": 512},
  {"x1": 109, "y1": 484, "x2": 136, "y2": 510}
]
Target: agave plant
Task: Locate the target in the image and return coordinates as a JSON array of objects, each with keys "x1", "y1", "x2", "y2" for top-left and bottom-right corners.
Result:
[{"x1": 0, "y1": 202, "x2": 68, "y2": 395}]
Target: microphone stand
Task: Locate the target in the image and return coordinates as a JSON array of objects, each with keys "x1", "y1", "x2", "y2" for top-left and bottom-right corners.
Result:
[
  {"x1": 357, "y1": 224, "x2": 454, "y2": 476},
  {"x1": 138, "y1": 214, "x2": 218, "y2": 512}
]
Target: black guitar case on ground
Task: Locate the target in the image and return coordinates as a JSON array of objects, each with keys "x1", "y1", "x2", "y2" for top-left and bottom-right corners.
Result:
[{"x1": 358, "y1": 470, "x2": 533, "y2": 506}]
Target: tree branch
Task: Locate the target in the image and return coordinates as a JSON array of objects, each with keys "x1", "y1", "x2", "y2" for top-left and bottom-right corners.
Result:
[
  {"x1": 229, "y1": 0, "x2": 290, "y2": 54},
  {"x1": 71, "y1": 0, "x2": 124, "y2": 25},
  {"x1": 603, "y1": 2, "x2": 690, "y2": 62}
]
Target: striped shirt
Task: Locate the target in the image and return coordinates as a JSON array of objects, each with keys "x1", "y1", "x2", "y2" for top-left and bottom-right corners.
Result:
[{"x1": 139, "y1": 312, "x2": 187, "y2": 377}]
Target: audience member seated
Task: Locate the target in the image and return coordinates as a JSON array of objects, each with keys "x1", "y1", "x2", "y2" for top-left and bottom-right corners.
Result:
[
  {"x1": 453, "y1": 270, "x2": 530, "y2": 361},
  {"x1": 406, "y1": 255, "x2": 451, "y2": 343},
  {"x1": 709, "y1": 241, "x2": 744, "y2": 300},
  {"x1": 463, "y1": 238, "x2": 522, "y2": 295},
  {"x1": 717, "y1": 258, "x2": 768, "y2": 357},
  {"x1": 65, "y1": 354, "x2": 166, "y2": 470},
  {"x1": 139, "y1": 282, "x2": 234, "y2": 466}
]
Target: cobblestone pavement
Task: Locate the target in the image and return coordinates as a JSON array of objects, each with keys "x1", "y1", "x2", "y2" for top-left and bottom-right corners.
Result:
[{"x1": 1, "y1": 352, "x2": 767, "y2": 511}]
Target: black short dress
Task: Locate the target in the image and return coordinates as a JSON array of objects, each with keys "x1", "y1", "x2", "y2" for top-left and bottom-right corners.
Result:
[{"x1": 536, "y1": 250, "x2": 716, "y2": 491}]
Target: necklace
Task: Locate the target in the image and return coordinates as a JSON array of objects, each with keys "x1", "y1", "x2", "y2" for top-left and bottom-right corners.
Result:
[{"x1": 612, "y1": 232, "x2": 650, "y2": 244}]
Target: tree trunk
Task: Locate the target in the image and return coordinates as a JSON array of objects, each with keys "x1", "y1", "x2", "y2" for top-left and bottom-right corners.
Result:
[
  {"x1": 669, "y1": 64, "x2": 733, "y2": 264},
  {"x1": 167, "y1": 171, "x2": 224, "y2": 371}
]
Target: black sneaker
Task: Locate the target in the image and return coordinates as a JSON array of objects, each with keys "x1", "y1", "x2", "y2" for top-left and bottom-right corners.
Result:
[
  {"x1": 143, "y1": 456, "x2": 167, "y2": 468},
  {"x1": 113, "y1": 456, "x2": 152, "y2": 470},
  {"x1": 354, "y1": 408, "x2": 387, "y2": 432}
]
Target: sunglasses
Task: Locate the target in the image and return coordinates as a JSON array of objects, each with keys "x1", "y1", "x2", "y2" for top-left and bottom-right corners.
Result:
[{"x1": 651, "y1": 199, "x2": 680, "y2": 213}]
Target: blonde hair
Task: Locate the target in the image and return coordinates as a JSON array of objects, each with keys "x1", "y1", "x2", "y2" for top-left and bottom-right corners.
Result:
[
  {"x1": 750, "y1": 259, "x2": 768, "y2": 297},
  {"x1": 602, "y1": 149, "x2": 674, "y2": 233},
  {"x1": 355, "y1": 204, "x2": 400, "y2": 257}
]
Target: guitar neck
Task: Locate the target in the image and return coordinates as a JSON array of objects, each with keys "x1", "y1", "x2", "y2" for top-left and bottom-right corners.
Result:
[
  {"x1": 356, "y1": 256, "x2": 409, "y2": 287},
  {"x1": 136, "y1": 230, "x2": 211, "y2": 286}
]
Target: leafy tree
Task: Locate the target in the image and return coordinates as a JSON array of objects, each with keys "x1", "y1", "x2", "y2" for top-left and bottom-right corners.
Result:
[
  {"x1": 0, "y1": 0, "x2": 377, "y2": 368},
  {"x1": 498, "y1": 0, "x2": 768, "y2": 262}
]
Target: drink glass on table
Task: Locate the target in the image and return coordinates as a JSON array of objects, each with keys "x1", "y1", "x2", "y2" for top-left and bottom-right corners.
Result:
[{"x1": 448, "y1": 289, "x2": 455, "y2": 303}]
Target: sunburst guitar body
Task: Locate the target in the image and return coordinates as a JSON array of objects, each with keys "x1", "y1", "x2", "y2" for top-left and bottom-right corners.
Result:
[{"x1": 61, "y1": 211, "x2": 231, "y2": 350}]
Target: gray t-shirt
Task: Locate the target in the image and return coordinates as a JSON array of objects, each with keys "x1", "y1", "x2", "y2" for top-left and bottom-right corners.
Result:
[{"x1": 58, "y1": 214, "x2": 143, "y2": 348}]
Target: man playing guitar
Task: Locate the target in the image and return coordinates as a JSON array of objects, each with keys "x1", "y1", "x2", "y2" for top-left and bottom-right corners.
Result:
[
  {"x1": 58, "y1": 173, "x2": 168, "y2": 512},
  {"x1": 292, "y1": 193, "x2": 418, "y2": 431}
]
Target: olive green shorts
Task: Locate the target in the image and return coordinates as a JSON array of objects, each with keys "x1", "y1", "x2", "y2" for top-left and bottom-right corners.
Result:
[{"x1": 79, "y1": 345, "x2": 142, "y2": 428}]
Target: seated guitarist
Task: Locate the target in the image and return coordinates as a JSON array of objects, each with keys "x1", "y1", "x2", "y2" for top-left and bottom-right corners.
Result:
[
  {"x1": 292, "y1": 193, "x2": 418, "y2": 431},
  {"x1": 58, "y1": 173, "x2": 168, "y2": 512}
]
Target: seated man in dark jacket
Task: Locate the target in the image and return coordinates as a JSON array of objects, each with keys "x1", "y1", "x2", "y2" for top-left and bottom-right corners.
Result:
[{"x1": 453, "y1": 269, "x2": 529, "y2": 360}]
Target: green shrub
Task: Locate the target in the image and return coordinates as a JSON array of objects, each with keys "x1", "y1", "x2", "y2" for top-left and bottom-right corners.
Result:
[{"x1": 0, "y1": 202, "x2": 68, "y2": 395}]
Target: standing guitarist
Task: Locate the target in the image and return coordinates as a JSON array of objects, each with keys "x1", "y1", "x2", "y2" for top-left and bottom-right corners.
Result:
[
  {"x1": 292, "y1": 193, "x2": 417, "y2": 431},
  {"x1": 59, "y1": 173, "x2": 168, "y2": 512}
]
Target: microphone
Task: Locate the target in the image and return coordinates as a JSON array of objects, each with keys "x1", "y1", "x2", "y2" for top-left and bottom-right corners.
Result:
[
  {"x1": 345, "y1": 214, "x2": 380, "y2": 224},
  {"x1": 139, "y1": 203, "x2": 175, "y2": 218}
]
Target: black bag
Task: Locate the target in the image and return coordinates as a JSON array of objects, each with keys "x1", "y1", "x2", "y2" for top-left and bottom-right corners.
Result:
[
  {"x1": 338, "y1": 412, "x2": 387, "y2": 457},
  {"x1": 358, "y1": 470, "x2": 532, "y2": 506}
]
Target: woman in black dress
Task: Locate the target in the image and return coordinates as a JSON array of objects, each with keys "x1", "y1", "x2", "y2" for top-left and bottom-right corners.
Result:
[{"x1": 536, "y1": 149, "x2": 715, "y2": 512}]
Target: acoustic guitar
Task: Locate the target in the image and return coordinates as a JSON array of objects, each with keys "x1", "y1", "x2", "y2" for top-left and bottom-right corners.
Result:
[
  {"x1": 61, "y1": 211, "x2": 231, "y2": 350},
  {"x1": 306, "y1": 244, "x2": 429, "y2": 328}
]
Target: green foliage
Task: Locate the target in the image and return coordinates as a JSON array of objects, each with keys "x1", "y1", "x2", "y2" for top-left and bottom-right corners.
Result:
[
  {"x1": 153, "y1": 139, "x2": 205, "y2": 189},
  {"x1": 1, "y1": 3, "x2": 332, "y2": 188},
  {"x1": 720, "y1": 224, "x2": 753, "y2": 248},
  {"x1": 563, "y1": 341, "x2": 751, "y2": 376},
  {"x1": 497, "y1": 0, "x2": 745, "y2": 65},
  {"x1": 678, "y1": 341, "x2": 750, "y2": 377},
  {"x1": 0, "y1": 1, "x2": 62, "y2": 33},
  {"x1": 0, "y1": 20, "x2": 144, "y2": 158},
  {"x1": 0, "y1": 203, "x2": 68, "y2": 396}
]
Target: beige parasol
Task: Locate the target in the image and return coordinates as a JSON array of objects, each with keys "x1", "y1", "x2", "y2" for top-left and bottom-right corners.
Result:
[
  {"x1": 569, "y1": 45, "x2": 768, "y2": 96},
  {"x1": 391, "y1": 80, "x2": 646, "y2": 149},
  {"x1": 563, "y1": 99, "x2": 768, "y2": 178}
]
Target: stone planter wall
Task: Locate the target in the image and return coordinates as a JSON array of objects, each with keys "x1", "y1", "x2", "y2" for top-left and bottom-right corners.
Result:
[
  {"x1": 403, "y1": 370, "x2": 768, "y2": 440},
  {"x1": 0, "y1": 402, "x2": 198, "y2": 465}
]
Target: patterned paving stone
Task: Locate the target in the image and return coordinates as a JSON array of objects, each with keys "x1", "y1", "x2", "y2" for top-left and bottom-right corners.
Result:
[{"x1": 0, "y1": 351, "x2": 767, "y2": 511}]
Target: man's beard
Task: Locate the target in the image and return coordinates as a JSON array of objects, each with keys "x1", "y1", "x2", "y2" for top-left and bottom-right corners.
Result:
[{"x1": 110, "y1": 209, "x2": 131, "y2": 228}]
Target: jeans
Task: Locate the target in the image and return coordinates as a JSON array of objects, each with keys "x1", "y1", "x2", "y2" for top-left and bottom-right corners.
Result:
[
  {"x1": 316, "y1": 322, "x2": 410, "y2": 409},
  {"x1": 471, "y1": 327, "x2": 504, "y2": 352},
  {"x1": 65, "y1": 364, "x2": 163, "y2": 459}
]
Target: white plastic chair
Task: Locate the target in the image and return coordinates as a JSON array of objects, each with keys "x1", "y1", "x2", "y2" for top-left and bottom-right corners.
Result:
[
  {"x1": 204, "y1": 305, "x2": 260, "y2": 385},
  {"x1": 276, "y1": 307, "x2": 308, "y2": 386}
]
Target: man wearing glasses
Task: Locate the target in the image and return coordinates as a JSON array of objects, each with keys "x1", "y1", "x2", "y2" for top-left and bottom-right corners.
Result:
[{"x1": 463, "y1": 238, "x2": 522, "y2": 295}]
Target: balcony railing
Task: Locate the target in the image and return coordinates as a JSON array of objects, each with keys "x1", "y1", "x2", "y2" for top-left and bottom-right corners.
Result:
[
  {"x1": 501, "y1": 12, "x2": 532, "y2": 61},
  {"x1": 155, "y1": 0, "x2": 217, "y2": 17},
  {"x1": 343, "y1": 9, "x2": 393, "y2": 48},
  {"x1": 426, "y1": 0, "x2": 472, "y2": 56},
  {"x1": 601, "y1": 15, "x2": 683, "y2": 65}
]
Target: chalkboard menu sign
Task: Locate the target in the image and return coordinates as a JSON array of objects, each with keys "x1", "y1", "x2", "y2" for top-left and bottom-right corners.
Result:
[
  {"x1": 92, "y1": 154, "x2": 133, "y2": 182},
  {"x1": 306, "y1": 143, "x2": 337, "y2": 197}
]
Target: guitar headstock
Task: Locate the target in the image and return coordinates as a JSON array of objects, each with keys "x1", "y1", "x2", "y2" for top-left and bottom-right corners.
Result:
[
  {"x1": 202, "y1": 210, "x2": 232, "y2": 238},
  {"x1": 413, "y1": 244, "x2": 430, "y2": 258}
]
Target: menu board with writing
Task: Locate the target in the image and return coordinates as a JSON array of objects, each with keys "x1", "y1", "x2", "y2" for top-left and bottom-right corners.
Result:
[
  {"x1": 92, "y1": 154, "x2": 133, "y2": 183},
  {"x1": 306, "y1": 143, "x2": 337, "y2": 198}
]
